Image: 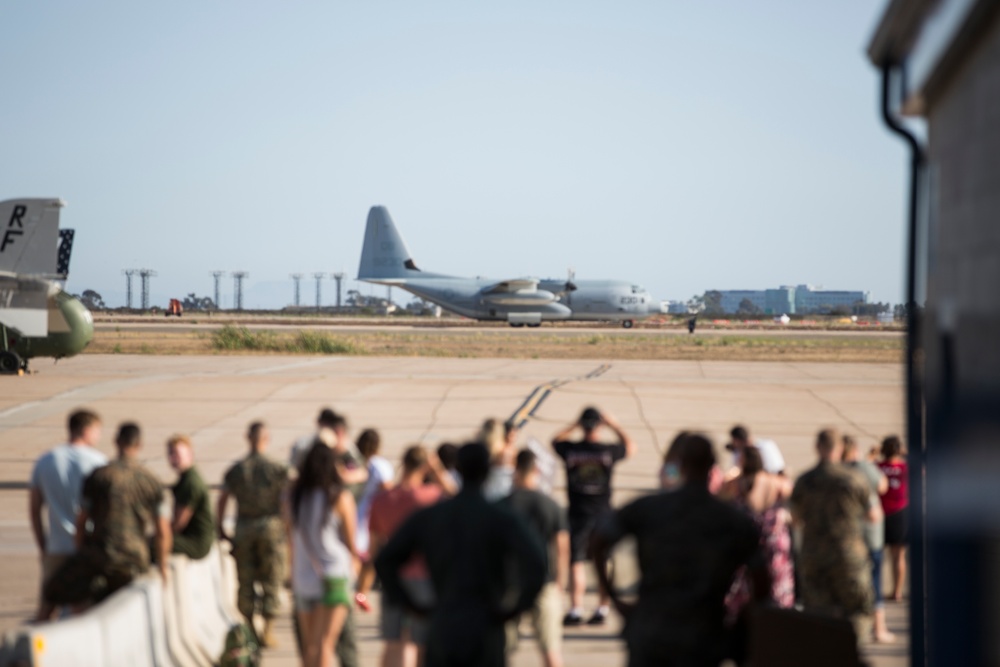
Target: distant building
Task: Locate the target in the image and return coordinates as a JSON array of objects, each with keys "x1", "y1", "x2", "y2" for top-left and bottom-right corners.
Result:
[
  {"x1": 717, "y1": 290, "x2": 767, "y2": 314},
  {"x1": 664, "y1": 300, "x2": 689, "y2": 314},
  {"x1": 793, "y1": 285, "x2": 871, "y2": 314},
  {"x1": 709, "y1": 284, "x2": 870, "y2": 315}
]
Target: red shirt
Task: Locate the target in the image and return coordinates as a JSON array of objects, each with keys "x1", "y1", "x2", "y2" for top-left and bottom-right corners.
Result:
[
  {"x1": 370, "y1": 483, "x2": 442, "y2": 579},
  {"x1": 878, "y1": 460, "x2": 908, "y2": 515}
]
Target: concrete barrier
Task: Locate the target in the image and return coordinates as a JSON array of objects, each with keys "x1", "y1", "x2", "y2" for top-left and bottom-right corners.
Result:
[
  {"x1": 215, "y1": 544, "x2": 241, "y2": 622},
  {"x1": 20, "y1": 613, "x2": 106, "y2": 667},
  {"x1": 159, "y1": 561, "x2": 207, "y2": 667},
  {"x1": 0, "y1": 550, "x2": 246, "y2": 667},
  {"x1": 95, "y1": 585, "x2": 157, "y2": 667},
  {"x1": 127, "y1": 576, "x2": 176, "y2": 667},
  {"x1": 210, "y1": 544, "x2": 242, "y2": 626},
  {"x1": 180, "y1": 553, "x2": 231, "y2": 662},
  {"x1": 166, "y1": 557, "x2": 215, "y2": 667}
]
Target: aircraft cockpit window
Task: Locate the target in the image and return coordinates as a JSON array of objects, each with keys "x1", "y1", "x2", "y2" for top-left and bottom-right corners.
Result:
[{"x1": 631, "y1": 285, "x2": 644, "y2": 294}]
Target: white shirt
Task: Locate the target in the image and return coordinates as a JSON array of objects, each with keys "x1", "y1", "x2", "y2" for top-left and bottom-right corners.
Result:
[
  {"x1": 731, "y1": 438, "x2": 786, "y2": 475},
  {"x1": 30, "y1": 444, "x2": 108, "y2": 555},
  {"x1": 355, "y1": 455, "x2": 395, "y2": 554}
]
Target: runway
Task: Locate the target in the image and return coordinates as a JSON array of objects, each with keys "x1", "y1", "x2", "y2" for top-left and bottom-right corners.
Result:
[
  {"x1": 95, "y1": 319, "x2": 903, "y2": 340},
  {"x1": 0, "y1": 355, "x2": 909, "y2": 666}
]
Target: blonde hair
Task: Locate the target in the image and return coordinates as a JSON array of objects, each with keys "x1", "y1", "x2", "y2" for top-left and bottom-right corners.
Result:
[
  {"x1": 477, "y1": 418, "x2": 506, "y2": 462},
  {"x1": 166, "y1": 434, "x2": 193, "y2": 452}
]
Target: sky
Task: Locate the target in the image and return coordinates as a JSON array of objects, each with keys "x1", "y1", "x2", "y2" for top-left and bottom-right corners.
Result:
[{"x1": 1, "y1": 1, "x2": 908, "y2": 310}]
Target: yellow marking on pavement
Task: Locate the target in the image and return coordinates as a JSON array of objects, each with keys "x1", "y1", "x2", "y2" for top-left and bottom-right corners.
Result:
[{"x1": 509, "y1": 363, "x2": 612, "y2": 428}]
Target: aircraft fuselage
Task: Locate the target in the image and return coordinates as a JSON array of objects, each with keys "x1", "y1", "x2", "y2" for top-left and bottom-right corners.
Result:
[
  {"x1": 10, "y1": 289, "x2": 94, "y2": 360},
  {"x1": 369, "y1": 276, "x2": 658, "y2": 324}
]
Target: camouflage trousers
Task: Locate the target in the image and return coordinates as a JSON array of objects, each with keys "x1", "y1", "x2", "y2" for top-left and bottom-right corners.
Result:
[
  {"x1": 43, "y1": 546, "x2": 139, "y2": 607},
  {"x1": 233, "y1": 516, "x2": 286, "y2": 620},
  {"x1": 800, "y1": 557, "x2": 874, "y2": 641}
]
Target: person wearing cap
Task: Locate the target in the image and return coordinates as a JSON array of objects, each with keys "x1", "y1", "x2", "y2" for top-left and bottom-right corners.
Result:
[
  {"x1": 551, "y1": 407, "x2": 635, "y2": 626},
  {"x1": 725, "y1": 425, "x2": 785, "y2": 479}
]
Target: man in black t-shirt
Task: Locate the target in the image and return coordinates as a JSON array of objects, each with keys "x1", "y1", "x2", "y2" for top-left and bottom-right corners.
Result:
[
  {"x1": 593, "y1": 434, "x2": 765, "y2": 667},
  {"x1": 551, "y1": 407, "x2": 635, "y2": 626},
  {"x1": 376, "y1": 443, "x2": 546, "y2": 667},
  {"x1": 501, "y1": 449, "x2": 569, "y2": 667}
]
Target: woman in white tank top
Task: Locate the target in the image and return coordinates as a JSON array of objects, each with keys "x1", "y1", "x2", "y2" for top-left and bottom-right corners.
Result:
[{"x1": 290, "y1": 439, "x2": 358, "y2": 667}]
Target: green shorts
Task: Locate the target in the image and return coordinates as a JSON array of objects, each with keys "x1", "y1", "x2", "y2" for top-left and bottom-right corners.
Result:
[{"x1": 297, "y1": 577, "x2": 351, "y2": 611}]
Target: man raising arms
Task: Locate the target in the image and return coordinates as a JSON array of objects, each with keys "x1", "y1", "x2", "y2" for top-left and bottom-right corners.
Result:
[{"x1": 551, "y1": 407, "x2": 635, "y2": 626}]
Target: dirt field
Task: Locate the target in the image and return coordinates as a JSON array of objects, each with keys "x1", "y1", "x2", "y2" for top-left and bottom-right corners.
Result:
[{"x1": 87, "y1": 322, "x2": 903, "y2": 363}]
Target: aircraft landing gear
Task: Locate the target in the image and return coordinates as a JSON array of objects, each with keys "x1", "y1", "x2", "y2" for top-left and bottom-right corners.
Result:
[
  {"x1": 527, "y1": 323, "x2": 541, "y2": 328},
  {"x1": 0, "y1": 350, "x2": 22, "y2": 375},
  {"x1": 622, "y1": 320, "x2": 635, "y2": 329},
  {"x1": 509, "y1": 322, "x2": 526, "y2": 328}
]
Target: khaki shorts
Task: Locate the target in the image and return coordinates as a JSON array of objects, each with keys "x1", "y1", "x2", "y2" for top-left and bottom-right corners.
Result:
[{"x1": 507, "y1": 582, "x2": 563, "y2": 654}]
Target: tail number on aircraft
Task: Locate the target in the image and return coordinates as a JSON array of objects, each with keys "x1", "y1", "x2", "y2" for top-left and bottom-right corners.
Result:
[
  {"x1": 1, "y1": 205, "x2": 26, "y2": 252},
  {"x1": 620, "y1": 296, "x2": 641, "y2": 305}
]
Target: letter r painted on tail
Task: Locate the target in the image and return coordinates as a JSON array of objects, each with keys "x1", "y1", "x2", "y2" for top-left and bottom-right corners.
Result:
[
  {"x1": 8, "y1": 205, "x2": 26, "y2": 228},
  {"x1": 1, "y1": 205, "x2": 27, "y2": 252}
]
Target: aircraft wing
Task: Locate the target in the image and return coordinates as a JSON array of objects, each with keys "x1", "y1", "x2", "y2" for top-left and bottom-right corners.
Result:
[
  {"x1": 0, "y1": 275, "x2": 50, "y2": 337},
  {"x1": 482, "y1": 278, "x2": 539, "y2": 293}
]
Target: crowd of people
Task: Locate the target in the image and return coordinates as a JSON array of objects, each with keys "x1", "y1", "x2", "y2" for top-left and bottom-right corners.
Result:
[{"x1": 27, "y1": 406, "x2": 909, "y2": 667}]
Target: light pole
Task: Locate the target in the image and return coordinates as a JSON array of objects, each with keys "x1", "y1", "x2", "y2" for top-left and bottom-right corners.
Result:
[
  {"x1": 333, "y1": 272, "x2": 344, "y2": 309},
  {"x1": 122, "y1": 269, "x2": 137, "y2": 309},
  {"x1": 290, "y1": 273, "x2": 303, "y2": 307},
  {"x1": 232, "y1": 271, "x2": 248, "y2": 311},
  {"x1": 313, "y1": 272, "x2": 325, "y2": 311},
  {"x1": 211, "y1": 271, "x2": 225, "y2": 310}
]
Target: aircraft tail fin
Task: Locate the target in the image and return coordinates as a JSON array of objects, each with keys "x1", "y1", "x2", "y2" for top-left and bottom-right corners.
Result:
[
  {"x1": 0, "y1": 198, "x2": 64, "y2": 276},
  {"x1": 357, "y1": 206, "x2": 422, "y2": 282}
]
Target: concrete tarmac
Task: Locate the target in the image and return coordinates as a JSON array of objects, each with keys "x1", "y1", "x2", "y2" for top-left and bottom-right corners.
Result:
[{"x1": 0, "y1": 355, "x2": 909, "y2": 665}]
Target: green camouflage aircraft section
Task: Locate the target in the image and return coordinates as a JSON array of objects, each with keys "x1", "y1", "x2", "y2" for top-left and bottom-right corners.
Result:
[{"x1": 0, "y1": 198, "x2": 93, "y2": 373}]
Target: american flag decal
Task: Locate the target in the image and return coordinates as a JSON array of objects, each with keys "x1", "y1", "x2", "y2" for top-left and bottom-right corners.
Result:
[{"x1": 57, "y1": 229, "x2": 74, "y2": 276}]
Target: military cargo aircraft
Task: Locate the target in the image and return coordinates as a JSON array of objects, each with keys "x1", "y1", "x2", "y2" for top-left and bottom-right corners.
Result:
[
  {"x1": 0, "y1": 198, "x2": 93, "y2": 374},
  {"x1": 357, "y1": 206, "x2": 661, "y2": 327}
]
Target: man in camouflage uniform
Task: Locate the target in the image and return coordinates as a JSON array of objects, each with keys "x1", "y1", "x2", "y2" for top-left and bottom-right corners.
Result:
[
  {"x1": 217, "y1": 421, "x2": 289, "y2": 648},
  {"x1": 44, "y1": 422, "x2": 170, "y2": 610},
  {"x1": 790, "y1": 428, "x2": 878, "y2": 641}
]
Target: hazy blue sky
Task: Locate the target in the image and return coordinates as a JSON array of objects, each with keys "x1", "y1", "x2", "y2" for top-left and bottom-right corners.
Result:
[{"x1": 2, "y1": 2, "x2": 906, "y2": 309}]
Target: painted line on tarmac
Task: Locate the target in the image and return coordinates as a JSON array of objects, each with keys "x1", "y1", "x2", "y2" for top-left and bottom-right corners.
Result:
[
  {"x1": 508, "y1": 363, "x2": 612, "y2": 429},
  {"x1": 237, "y1": 358, "x2": 345, "y2": 376},
  {"x1": 0, "y1": 374, "x2": 181, "y2": 432}
]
